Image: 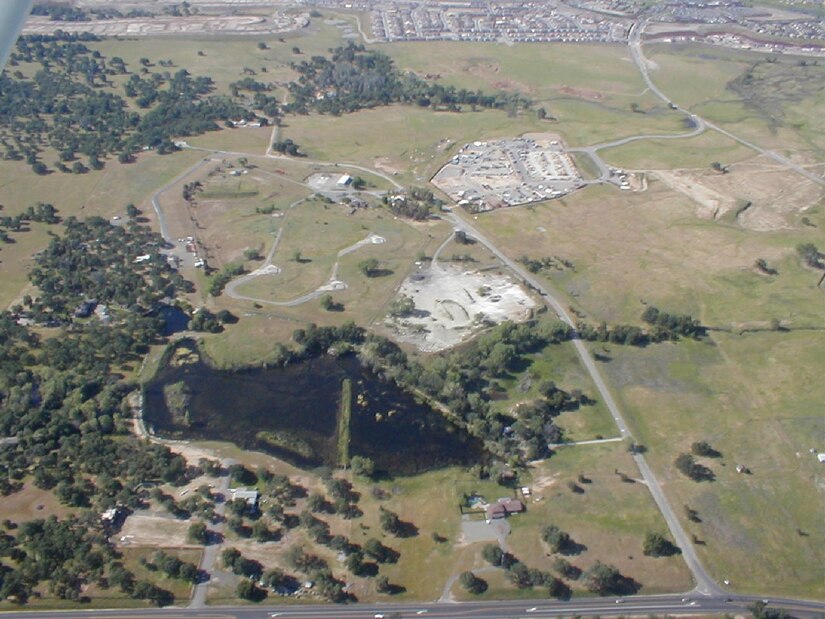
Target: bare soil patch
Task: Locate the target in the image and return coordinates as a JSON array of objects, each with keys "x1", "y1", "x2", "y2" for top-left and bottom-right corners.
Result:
[
  {"x1": 385, "y1": 264, "x2": 538, "y2": 352},
  {"x1": 652, "y1": 169, "x2": 737, "y2": 220},
  {"x1": 654, "y1": 155, "x2": 825, "y2": 230},
  {"x1": 116, "y1": 513, "x2": 193, "y2": 548},
  {"x1": 374, "y1": 156, "x2": 405, "y2": 175}
]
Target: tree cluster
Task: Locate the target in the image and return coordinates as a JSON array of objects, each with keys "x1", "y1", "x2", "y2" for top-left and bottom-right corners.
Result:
[
  {"x1": 383, "y1": 187, "x2": 441, "y2": 221},
  {"x1": 577, "y1": 306, "x2": 705, "y2": 346},
  {"x1": 479, "y1": 544, "x2": 570, "y2": 598},
  {"x1": 284, "y1": 42, "x2": 531, "y2": 116},
  {"x1": 797, "y1": 243, "x2": 823, "y2": 269},
  {"x1": 0, "y1": 35, "x2": 253, "y2": 175},
  {"x1": 25, "y1": 216, "x2": 186, "y2": 322},
  {"x1": 674, "y1": 453, "x2": 715, "y2": 482},
  {"x1": 642, "y1": 532, "x2": 681, "y2": 557}
]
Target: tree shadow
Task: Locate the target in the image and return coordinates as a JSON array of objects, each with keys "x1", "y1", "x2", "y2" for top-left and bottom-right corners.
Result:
[
  {"x1": 613, "y1": 574, "x2": 642, "y2": 595},
  {"x1": 559, "y1": 540, "x2": 588, "y2": 556},
  {"x1": 395, "y1": 521, "x2": 419, "y2": 538}
]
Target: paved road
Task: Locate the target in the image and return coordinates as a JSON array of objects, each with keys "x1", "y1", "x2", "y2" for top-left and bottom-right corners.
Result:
[
  {"x1": 150, "y1": 157, "x2": 215, "y2": 243},
  {"x1": 444, "y1": 210, "x2": 722, "y2": 597},
  {"x1": 191, "y1": 459, "x2": 235, "y2": 608},
  {"x1": 2, "y1": 593, "x2": 823, "y2": 619},
  {"x1": 568, "y1": 112, "x2": 706, "y2": 185},
  {"x1": 628, "y1": 20, "x2": 824, "y2": 188}
]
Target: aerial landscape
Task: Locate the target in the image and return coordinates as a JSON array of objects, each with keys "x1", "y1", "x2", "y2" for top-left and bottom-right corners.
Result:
[{"x1": 0, "y1": 0, "x2": 823, "y2": 618}]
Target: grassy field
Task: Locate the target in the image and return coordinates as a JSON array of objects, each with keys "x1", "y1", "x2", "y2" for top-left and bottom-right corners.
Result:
[
  {"x1": 470, "y1": 173, "x2": 825, "y2": 598},
  {"x1": 0, "y1": 150, "x2": 204, "y2": 308},
  {"x1": 383, "y1": 42, "x2": 648, "y2": 101},
  {"x1": 600, "y1": 130, "x2": 755, "y2": 170},
  {"x1": 451, "y1": 443, "x2": 694, "y2": 599},
  {"x1": 645, "y1": 44, "x2": 825, "y2": 158}
]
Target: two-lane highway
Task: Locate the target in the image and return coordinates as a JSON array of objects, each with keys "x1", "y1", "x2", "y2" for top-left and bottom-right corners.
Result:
[{"x1": 1, "y1": 593, "x2": 823, "y2": 619}]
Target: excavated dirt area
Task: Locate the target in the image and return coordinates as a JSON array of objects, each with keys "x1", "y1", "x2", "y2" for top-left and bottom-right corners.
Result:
[
  {"x1": 385, "y1": 264, "x2": 538, "y2": 352},
  {"x1": 653, "y1": 154, "x2": 825, "y2": 230}
]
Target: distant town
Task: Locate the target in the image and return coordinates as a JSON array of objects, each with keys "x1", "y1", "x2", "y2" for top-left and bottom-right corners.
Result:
[{"x1": 295, "y1": 0, "x2": 825, "y2": 55}]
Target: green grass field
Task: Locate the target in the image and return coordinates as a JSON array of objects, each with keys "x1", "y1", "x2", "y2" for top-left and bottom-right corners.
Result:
[
  {"x1": 600, "y1": 130, "x2": 755, "y2": 170},
  {"x1": 470, "y1": 173, "x2": 825, "y2": 598},
  {"x1": 645, "y1": 44, "x2": 825, "y2": 158},
  {"x1": 450, "y1": 443, "x2": 694, "y2": 599}
]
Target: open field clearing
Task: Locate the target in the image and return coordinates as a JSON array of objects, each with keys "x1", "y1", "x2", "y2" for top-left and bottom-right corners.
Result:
[
  {"x1": 603, "y1": 334, "x2": 825, "y2": 599},
  {"x1": 188, "y1": 125, "x2": 274, "y2": 154},
  {"x1": 2, "y1": 481, "x2": 77, "y2": 523},
  {"x1": 116, "y1": 513, "x2": 194, "y2": 549},
  {"x1": 600, "y1": 130, "x2": 755, "y2": 170},
  {"x1": 228, "y1": 198, "x2": 424, "y2": 302},
  {"x1": 474, "y1": 181, "x2": 824, "y2": 324},
  {"x1": 471, "y1": 178, "x2": 825, "y2": 598},
  {"x1": 646, "y1": 44, "x2": 825, "y2": 158},
  {"x1": 383, "y1": 43, "x2": 648, "y2": 101},
  {"x1": 198, "y1": 229, "x2": 449, "y2": 368}
]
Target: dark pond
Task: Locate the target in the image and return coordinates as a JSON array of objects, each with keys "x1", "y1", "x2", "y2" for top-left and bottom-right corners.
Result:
[
  {"x1": 143, "y1": 343, "x2": 484, "y2": 474},
  {"x1": 154, "y1": 305, "x2": 189, "y2": 336}
]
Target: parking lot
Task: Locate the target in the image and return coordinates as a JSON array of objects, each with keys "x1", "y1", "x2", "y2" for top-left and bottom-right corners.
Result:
[{"x1": 432, "y1": 133, "x2": 583, "y2": 212}]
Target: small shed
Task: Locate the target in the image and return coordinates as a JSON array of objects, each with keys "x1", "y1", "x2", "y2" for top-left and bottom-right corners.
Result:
[{"x1": 232, "y1": 488, "x2": 260, "y2": 511}]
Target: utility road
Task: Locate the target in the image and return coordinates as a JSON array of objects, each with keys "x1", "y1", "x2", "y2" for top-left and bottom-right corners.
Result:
[{"x1": 444, "y1": 209, "x2": 722, "y2": 597}]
